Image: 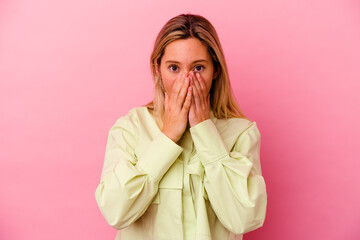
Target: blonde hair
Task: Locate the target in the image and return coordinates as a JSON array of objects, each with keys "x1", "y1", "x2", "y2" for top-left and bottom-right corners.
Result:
[{"x1": 145, "y1": 13, "x2": 249, "y2": 127}]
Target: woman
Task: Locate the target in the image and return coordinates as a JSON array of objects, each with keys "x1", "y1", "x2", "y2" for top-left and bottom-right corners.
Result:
[{"x1": 95, "y1": 13, "x2": 267, "y2": 240}]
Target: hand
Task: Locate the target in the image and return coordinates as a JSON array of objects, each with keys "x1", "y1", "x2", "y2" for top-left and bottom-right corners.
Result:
[
  {"x1": 188, "y1": 71, "x2": 210, "y2": 127},
  {"x1": 162, "y1": 73, "x2": 192, "y2": 142}
]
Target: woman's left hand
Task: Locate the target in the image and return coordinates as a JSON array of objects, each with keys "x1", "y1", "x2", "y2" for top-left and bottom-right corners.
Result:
[{"x1": 188, "y1": 71, "x2": 210, "y2": 127}]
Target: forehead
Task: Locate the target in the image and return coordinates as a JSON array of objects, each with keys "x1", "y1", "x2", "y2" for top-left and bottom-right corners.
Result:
[{"x1": 162, "y1": 38, "x2": 211, "y2": 62}]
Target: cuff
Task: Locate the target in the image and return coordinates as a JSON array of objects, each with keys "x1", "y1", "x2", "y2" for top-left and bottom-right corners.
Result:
[
  {"x1": 136, "y1": 131, "x2": 183, "y2": 182},
  {"x1": 190, "y1": 119, "x2": 228, "y2": 166}
]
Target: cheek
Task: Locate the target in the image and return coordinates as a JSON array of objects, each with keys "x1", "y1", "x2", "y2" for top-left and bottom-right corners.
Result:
[
  {"x1": 200, "y1": 74, "x2": 213, "y2": 93},
  {"x1": 161, "y1": 75, "x2": 176, "y2": 93}
]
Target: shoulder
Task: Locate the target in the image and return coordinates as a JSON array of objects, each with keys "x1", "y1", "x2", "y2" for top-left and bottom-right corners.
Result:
[
  {"x1": 216, "y1": 117, "x2": 259, "y2": 134},
  {"x1": 230, "y1": 118, "x2": 261, "y2": 144},
  {"x1": 110, "y1": 106, "x2": 154, "y2": 132},
  {"x1": 109, "y1": 106, "x2": 146, "y2": 133},
  {"x1": 214, "y1": 117, "x2": 261, "y2": 148}
]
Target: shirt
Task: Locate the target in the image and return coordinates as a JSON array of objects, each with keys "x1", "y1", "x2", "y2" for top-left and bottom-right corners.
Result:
[{"x1": 95, "y1": 106, "x2": 267, "y2": 240}]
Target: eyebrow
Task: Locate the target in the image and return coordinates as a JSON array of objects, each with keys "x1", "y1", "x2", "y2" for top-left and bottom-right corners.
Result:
[{"x1": 165, "y1": 59, "x2": 209, "y2": 64}]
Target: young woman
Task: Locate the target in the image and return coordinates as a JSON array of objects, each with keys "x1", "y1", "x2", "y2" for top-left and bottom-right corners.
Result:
[{"x1": 95, "y1": 13, "x2": 267, "y2": 240}]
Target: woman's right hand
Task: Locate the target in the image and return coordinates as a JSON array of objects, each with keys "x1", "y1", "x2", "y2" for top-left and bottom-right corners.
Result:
[{"x1": 161, "y1": 73, "x2": 192, "y2": 143}]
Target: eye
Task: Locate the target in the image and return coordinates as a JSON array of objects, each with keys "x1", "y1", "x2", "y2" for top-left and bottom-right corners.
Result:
[
  {"x1": 169, "y1": 65, "x2": 179, "y2": 72},
  {"x1": 194, "y1": 65, "x2": 205, "y2": 72}
]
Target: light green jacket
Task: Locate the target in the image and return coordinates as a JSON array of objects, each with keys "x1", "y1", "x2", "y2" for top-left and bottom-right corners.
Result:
[{"x1": 95, "y1": 106, "x2": 267, "y2": 240}]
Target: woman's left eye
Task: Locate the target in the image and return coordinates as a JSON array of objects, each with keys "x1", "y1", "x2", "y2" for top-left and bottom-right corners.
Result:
[{"x1": 194, "y1": 65, "x2": 204, "y2": 72}]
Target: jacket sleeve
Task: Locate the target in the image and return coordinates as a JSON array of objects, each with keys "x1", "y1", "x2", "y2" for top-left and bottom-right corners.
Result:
[
  {"x1": 95, "y1": 110, "x2": 183, "y2": 230},
  {"x1": 189, "y1": 119, "x2": 267, "y2": 234}
]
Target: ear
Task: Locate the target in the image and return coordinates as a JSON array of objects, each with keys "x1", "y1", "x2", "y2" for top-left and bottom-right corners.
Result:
[
  {"x1": 213, "y1": 65, "x2": 220, "y2": 79},
  {"x1": 155, "y1": 63, "x2": 161, "y2": 78}
]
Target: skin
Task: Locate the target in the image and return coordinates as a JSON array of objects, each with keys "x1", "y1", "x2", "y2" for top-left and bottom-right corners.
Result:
[{"x1": 156, "y1": 38, "x2": 219, "y2": 142}]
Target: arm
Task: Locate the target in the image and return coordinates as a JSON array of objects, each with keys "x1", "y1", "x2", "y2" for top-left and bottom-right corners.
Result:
[
  {"x1": 95, "y1": 111, "x2": 183, "y2": 230},
  {"x1": 190, "y1": 119, "x2": 267, "y2": 234}
]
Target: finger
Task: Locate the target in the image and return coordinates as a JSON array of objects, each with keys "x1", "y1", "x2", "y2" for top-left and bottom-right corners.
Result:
[
  {"x1": 165, "y1": 92, "x2": 171, "y2": 109},
  {"x1": 196, "y1": 73, "x2": 207, "y2": 92},
  {"x1": 189, "y1": 73, "x2": 194, "y2": 88},
  {"x1": 195, "y1": 73, "x2": 206, "y2": 100},
  {"x1": 189, "y1": 93, "x2": 196, "y2": 113},
  {"x1": 165, "y1": 92, "x2": 168, "y2": 104},
  {"x1": 192, "y1": 79, "x2": 201, "y2": 109},
  {"x1": 192, "y1": 73, "x2": 204, "y2": 102},
  {"x1": 206, "y1": 93, "x2": 210, "y2": 107},
  {"x1": 168, "y1": 74, "x2": 186, "y2": 106},
  {"x1": 182, "y1": 86, "x2": 192, "y2": 112},
  {"x1": 177, "y1": 76, "x2": 190, "y2": 108},
  {"x1": 171, "y1": 73, "x2": 186, "y2": 95}
]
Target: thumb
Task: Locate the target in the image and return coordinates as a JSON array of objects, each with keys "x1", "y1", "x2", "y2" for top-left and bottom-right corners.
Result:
[{"x1": 165, "y1": 92, "x2": 169, "y2": 106}]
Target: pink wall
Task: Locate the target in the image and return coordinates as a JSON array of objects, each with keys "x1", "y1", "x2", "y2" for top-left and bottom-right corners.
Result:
[{"x1": 1, "y1": 0, "x2": 359, "y2": 239}]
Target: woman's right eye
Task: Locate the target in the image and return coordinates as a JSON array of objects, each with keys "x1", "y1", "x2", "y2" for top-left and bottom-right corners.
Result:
[{"x1": 169, "y1": 65, "x2": 178, "y2": 72}]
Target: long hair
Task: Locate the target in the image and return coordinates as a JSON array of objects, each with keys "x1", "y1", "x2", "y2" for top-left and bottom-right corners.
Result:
[{"x1": 145, "y1": 13, "x2": 249, "y2": 128}]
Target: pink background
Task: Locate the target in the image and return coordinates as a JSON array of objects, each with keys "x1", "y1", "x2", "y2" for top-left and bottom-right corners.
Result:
[{"x1": 1, "y1": 0, "x2": 359, "y2": 239}]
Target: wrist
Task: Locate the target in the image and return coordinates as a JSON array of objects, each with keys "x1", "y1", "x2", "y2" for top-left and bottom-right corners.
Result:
[
  {"x1": 189, "y1": 116, "x2": 210, "y2": 128},
  {"x1": 161, "y1": 129, "x2": 179, "y2": 143}
]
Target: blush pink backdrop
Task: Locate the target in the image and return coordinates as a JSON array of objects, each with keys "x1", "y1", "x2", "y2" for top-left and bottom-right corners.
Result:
[{"x1": 1, "y1": 0, "x2": 359, "y2": 239}]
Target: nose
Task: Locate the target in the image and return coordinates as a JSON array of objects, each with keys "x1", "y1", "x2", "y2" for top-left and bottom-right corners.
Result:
[{"x1": 183, "y1": 70, "x2": 193, "y2": 76}]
